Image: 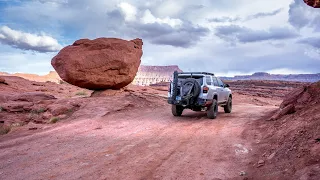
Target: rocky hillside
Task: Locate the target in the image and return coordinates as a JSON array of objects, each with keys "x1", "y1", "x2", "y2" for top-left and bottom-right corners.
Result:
[
  {"x1": 245, "y1": 81, "x2": 320, "y2": 179},
  {"x1": 0, "y1": 75, "x2": 167, "y2": 133}
]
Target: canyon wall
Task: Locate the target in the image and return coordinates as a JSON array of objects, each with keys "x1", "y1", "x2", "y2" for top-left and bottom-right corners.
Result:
[{"x1": 131, "y1": 65, "x2": 183, "y2": 86}]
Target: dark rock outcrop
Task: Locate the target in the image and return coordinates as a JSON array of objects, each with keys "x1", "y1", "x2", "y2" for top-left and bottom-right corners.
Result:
[{"x1": 304, "y1": 0, "x2": 320, "y2": 8}]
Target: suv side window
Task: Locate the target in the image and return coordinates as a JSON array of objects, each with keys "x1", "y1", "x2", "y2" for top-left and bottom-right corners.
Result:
[
  {"x1": 212, "y1": 77, "x2": 219, "y2": 86},
  {"x1": 206, "y1": 76, "x2": 212, "y2": 85},
  {"x1": 216, "y1": 78, "x2": 224, "y2": 87}
]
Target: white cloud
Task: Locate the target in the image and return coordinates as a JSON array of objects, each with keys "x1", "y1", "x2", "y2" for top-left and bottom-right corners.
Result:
[
  {"x1": 141, "y1": 9, "x2": 183, "y2": 28},
  {"x1": 266, "y1": 68, "x2": 312, "y2": 75},
  {"x1": 0, "y1": 49, "x2": 55, "y2": 75},
  {"x1": 0, "y1": 26, "x2": 62, "y2": 52},
  {"x1": 154, "y1": 0, "x2": 183, "y2": 17},
  {"x1": 304, "y1": 47, "x2": 320, "y2": 60},
  {"x1": 118, "y1": 2, "x2": 137, "y2": 22}
]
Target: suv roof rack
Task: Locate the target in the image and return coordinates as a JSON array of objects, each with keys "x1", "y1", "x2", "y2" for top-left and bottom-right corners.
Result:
[{"x1": 176, "y1": 71, "x2": 215, "y2": 76}]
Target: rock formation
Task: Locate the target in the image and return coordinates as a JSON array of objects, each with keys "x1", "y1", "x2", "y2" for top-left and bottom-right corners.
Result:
[
  {"x1": 304, "y1": 0, "x2": 320, "y2": 8},
  {"x1": 0, "y1": 77, "x2": 6, "y2": 84},
  {"x1": 52, "y1": 38, "x2": 143, "y2": 90},
  {"x1": 132, "y1": 65, "x2": 183, "y2": 86},
  {"x1": 269, "y1": 81, "x2": 320, "y2": 120}
]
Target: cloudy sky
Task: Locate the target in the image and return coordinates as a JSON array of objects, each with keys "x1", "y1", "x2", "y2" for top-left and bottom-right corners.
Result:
[{"x1": 0, "y1": 0, "x2": 319, "y2": 76}]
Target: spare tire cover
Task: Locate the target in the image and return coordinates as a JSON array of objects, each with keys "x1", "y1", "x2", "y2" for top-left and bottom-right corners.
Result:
[{"x1": 181, "y1": 78, "x2": 201, "y2": 98}]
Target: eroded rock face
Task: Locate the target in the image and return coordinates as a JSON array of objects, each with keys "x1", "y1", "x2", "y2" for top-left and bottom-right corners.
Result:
[
  {"x1": 304, "y1": 0, "x2": 320, "y2": 8},
  {"x1": 268, "y1": 81, "x2": 320, "y2": 120},
  {"x1": 52, "y1": 38, "x2": 143, "y2": 90},
  {"x1": 132, "y1": 65, "x2": 183, "y2": 86}
]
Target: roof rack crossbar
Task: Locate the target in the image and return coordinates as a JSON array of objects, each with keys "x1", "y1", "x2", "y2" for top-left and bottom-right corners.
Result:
[{"x1": 176, "y1": 72, "x2": 215, "y2": 76}]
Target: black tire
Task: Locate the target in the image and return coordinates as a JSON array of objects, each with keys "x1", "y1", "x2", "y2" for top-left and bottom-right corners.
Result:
[
  {"x1": 224, "y1": 96, "x2": 232, "y2": 113},
  {"x1": 182, "y1": 78, "x2": 201, "y2": 98},
  {"x1": 207, "y1": 99, "x2": 218, "y2": 119},
  {"x1": 172, "y1": 105, "x2": 183, "y2": 116}
]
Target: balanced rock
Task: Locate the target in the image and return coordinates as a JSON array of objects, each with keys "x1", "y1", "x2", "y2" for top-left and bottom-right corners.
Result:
[{"x1": 51, "y1": 38, "x2": 143, "y2": 90}]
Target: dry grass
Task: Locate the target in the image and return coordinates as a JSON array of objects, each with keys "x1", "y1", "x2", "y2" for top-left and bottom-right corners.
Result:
[
  {"x1": 31, "y1": 108, "x2": 46, "y2": 114},
  {"x1": 49, "y1": 117, "x2": 60, "y2": 124},
  {"x1": 75, "y1": 91, "x2": 87, "y2": 96}
]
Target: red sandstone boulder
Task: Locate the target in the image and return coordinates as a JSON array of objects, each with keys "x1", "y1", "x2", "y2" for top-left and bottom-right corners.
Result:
[
  {"x1": 0, "y1": 77, "x2": 7, "y2": 85},
  {"x1": 304, "y1": 0, "x2": 320, "y2": 8},
  {"x1": 51, "y1": 38, "x2": 143, "y2": 90}
]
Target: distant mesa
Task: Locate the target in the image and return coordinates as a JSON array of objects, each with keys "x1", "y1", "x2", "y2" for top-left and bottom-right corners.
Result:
[
  {"x1": 132, "y1": 65, "x2": 183, "y2": 86},
  {"x1": 252, "y1": 72, "x2": 270, "y2": 77},
  {"x1": 304, "y1": 0, "x2": 320, "y2": 8},
  {"x1": 52, "y1": 37, "x2": 143, "y2": 90},
  {"x1": 221, "y1": 72, "x2": 320, "y2": 82},
  {"x1": 0, "y1": 71, "x2": 61, "y2": 83}
]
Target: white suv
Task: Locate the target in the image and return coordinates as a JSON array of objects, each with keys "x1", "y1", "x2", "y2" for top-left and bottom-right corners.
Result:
[{"x1": 168, "y1": 71, "x2": 232, "y2": 119}]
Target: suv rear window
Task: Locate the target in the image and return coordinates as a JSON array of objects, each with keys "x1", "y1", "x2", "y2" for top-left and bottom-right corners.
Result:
[
  {"x1": 212, "y1": 77, "x2": 219, "y2": 86},
  {"x1": 178, "y1": 75, "x2": 203, "y2": 86},
  {"x1": 216, "y1": 78, "x2": 224, "y2": 87},
  {"x1": 206, "y1": 76, "x2": 212, "y2": 85}
]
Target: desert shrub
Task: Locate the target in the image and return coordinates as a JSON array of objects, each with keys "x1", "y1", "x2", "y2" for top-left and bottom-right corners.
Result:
[
  {"x1": 0, "y1": 126, "x2": 11, "y2": 135},
  {"x1": 59, "y1": 80, "x2": 68, "y2": 84},
  {"x1": 75, "y1": 91, "x2": 87, "y2": 96},
  {"x1": 27, "y1": 113, "x2": 38, "y2": 121},
  {"x1": 11, "y1": 122, "x2": 24, "y2": 127},
  {"x1": 31, "y1": 108, "x2": 46, "y2": 114},
  {"x1": 49, "y1": 117, "x2": 60, "y2": 124}
]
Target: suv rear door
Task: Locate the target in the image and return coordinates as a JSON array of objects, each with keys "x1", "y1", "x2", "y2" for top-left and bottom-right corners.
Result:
[
  {"x1": 204, "y1": 75, "x2": 214, "y2": 100},
  {"x1": 216, "y1": 77, "x2": 228, "y2": 102}
]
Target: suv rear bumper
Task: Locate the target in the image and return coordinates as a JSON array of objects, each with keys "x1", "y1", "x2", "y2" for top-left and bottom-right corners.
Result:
[{"x1": 168, "y1": 97, "x2": 212, "y2": 107}]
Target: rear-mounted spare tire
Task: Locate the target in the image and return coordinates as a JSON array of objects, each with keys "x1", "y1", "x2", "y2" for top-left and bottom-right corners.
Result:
[{"x1": 181, "y1": 78, "x2": 201, "y2": 98}]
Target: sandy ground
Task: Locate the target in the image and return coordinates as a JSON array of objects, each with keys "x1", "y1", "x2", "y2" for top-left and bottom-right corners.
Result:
[{"x1": 0, "y1": 94, "x2": 279, "y2": 180}]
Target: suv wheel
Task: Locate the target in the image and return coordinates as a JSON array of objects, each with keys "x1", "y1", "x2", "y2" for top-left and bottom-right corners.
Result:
[
  {"x1": 224, "y1": 97, "x2": 232, "y2": 113},
  {"x1": 172, "y1": 105, "x2": 183, "y2": 116},
  {"x1": 207, "y1": 99, "x2": 218, "y2": 119}
]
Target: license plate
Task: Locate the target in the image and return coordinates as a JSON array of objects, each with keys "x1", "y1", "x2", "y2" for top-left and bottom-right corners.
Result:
[{"x1": 176, "y1": 96, "x2": 181, "y2": 101}]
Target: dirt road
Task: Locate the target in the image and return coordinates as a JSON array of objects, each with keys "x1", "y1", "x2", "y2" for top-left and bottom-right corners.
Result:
[{"x1": 0, "y1": 98, "x2": 278, "y2": 180}]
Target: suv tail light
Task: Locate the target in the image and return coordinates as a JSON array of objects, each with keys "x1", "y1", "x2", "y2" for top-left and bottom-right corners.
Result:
[{"x1": 203, "y1": 86, "x2": 209, "y2": 93}]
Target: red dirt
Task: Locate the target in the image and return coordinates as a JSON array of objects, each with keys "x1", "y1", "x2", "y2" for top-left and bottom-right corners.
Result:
[
  {"x1": 0, "y1": 76, "x2": 318, "y2": 180},
  {"x1": 0, "y1": 94, "x2": 279, "y2": 180}
]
